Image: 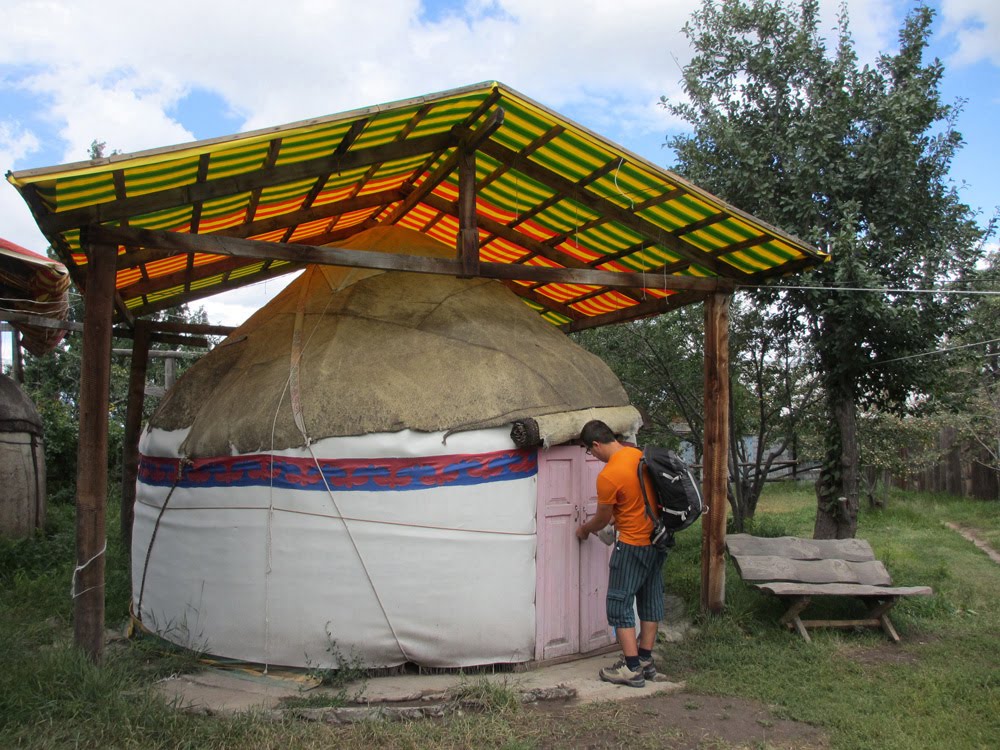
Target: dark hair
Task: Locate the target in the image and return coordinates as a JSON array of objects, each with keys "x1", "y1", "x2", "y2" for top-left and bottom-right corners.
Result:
[{"x1": 580, "y1": 419, "x2": 617, "y2": 446}]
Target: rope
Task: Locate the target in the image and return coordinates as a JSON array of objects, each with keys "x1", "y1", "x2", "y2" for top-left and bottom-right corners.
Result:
[
  {"x1": 612, "y1": 157, "x2": 634, "y2": 210},
  {"x1": 307, "y1": 442, "x2": 415, "y2": 663},
  {"x1": 71, "y1": 540, "x2": 107, "y2": 599},
  {"x1": 136, "y1": 471, "x2": 184, "y2": 617},
  {"x1": 258, "y1": 266, "x2": 415, "y2": 667}
]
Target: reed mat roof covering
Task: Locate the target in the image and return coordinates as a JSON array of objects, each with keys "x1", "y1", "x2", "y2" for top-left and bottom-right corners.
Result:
[{"x1": 7, "y1": 81, "x2": 826, "y2": 331}]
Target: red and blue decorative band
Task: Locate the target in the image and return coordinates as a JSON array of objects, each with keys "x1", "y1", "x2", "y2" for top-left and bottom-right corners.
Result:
[{"x1": 138, "y1": 449, "x2": 538, "y2": 492}]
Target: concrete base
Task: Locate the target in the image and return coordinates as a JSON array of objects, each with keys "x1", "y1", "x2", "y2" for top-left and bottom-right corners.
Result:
[{"x1": 156, "y1": 652, "x2": 684, "y2": 716}]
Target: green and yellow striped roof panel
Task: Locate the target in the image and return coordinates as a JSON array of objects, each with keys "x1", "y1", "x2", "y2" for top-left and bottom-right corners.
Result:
[{"x1": 7, "y1": 81, "x2": 825, "y2": 324}]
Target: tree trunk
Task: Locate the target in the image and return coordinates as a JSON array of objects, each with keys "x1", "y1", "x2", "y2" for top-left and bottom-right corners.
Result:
[{"x1": 814, "y1": 386, "x2": 860, "y2": 539}]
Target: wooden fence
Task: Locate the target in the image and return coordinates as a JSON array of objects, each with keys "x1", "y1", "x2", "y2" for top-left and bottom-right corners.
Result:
[{"x1": 890, "y1": 427, "x2": 999, "y2": 501}]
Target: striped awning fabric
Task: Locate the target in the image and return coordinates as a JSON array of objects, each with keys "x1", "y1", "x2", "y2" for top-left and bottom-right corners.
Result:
[{"x1": 6, "y1": 81, "x2": 826, "y2": 330}]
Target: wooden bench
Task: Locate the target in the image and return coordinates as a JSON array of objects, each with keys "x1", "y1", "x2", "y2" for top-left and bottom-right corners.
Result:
[{"x1": 725, "y1": 534, "x2": 932, "y2": 643}]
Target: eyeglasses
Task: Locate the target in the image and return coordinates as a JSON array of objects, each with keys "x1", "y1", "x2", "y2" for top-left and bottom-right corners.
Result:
[{"x1": 585, "y1": 445, "x2": 593, "y2": 456}]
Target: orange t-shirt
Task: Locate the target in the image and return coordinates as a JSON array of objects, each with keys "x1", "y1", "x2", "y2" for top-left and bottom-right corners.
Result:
[{"x1": 596, "y1": 446, "x2": 655, "y2": 546}]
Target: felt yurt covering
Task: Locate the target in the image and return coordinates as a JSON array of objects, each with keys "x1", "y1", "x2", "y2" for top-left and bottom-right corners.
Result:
[
  {"x1": 133, "y1": 226, "x2": 641, "y2": 668},
  {"x1": 0, "y1": 374, "x2": 46, "y2": 539}
]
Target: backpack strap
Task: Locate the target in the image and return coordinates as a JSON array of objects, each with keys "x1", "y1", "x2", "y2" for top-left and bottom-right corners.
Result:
[{"x1": 637, "y1": 455, "x2": 658, "y2": 525}]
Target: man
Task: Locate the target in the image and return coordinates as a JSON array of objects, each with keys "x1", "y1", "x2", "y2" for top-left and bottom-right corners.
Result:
[{"x1": 575, "y1": 419, "x2": 668, "y2": 688}]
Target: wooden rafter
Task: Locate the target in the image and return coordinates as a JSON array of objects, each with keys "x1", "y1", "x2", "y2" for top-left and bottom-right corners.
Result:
[
  {"x1": 563, "y1": 290, "x2": 706, "y2": 333},
  {"x1": 469, "y1": 134, "x2": 746, "y2": 277},
  {"x1": 382, "y1": 107, "x2": 506, "y2": 227},
  {"x1": 127, "y1": 261, "x2": 305, "y2": 318}
]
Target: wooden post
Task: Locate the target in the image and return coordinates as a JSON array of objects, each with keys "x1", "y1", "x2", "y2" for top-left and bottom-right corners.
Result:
[
  {"x1": 457, "y1": 148, "x2": 480, "y2": 277},
  {"x1": 12, "y1": 331, "x2": 24, "y2": 383},
  {"x1": 121, "y1": 319, "x2": 151, "y2": 561},
  {"x1": 74, "y1": 241, "x2": 117, "y2": 661},
  {"x1": 701, "y1": 292, "x2": 731, "y2": 614}
]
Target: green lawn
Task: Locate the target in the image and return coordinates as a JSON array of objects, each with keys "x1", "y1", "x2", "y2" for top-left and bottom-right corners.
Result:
[{"x1": 1, "y1": 485, "x2": 998, "y2": 749}]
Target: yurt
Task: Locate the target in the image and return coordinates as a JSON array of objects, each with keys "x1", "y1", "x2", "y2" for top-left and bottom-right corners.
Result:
[
  {"x1": 133, "y1": 226, "x2": 642, "y2": 668},
  {"x1": 0, "y1": 374, "x2": 46, "y2": 539}
]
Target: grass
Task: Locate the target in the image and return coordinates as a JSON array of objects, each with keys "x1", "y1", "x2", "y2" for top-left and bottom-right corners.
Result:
[
  {"x1": 664, "y1": 482, "x2": 1000, "y2": 750},
  {"x1": 1, "y1": 485, "x2": 998, "y2": 748}
]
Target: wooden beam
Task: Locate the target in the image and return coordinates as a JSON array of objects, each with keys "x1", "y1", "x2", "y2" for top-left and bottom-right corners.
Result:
[
  {"x1": 74, "y1": 241, "x2": 117, "y2": 662},
  {"x1": 120, "y1": 320, "x2": 151, "y2": 564},
  {"x1": 472, "y1": 135, "x2": 741, "y2": 277},
  {"x1": 701, "y1": 291, "x2": 731, "y2": 614},
  {"x1": 148, "y1": 332, "x2": 210, "y2": 348},
  {"x1": 148, "y1": 321, "x2": 236, "y2": 336},
  {"x1": 0, "y1": 311, "x2": 81, "y2": 332},
  {"x1": 562, "y1": 291, "x2": 705, "y2": 332},
  {"x1": 123, "y1": 256, "x2": 250, "y2": 298},
  {"x1": 115, "y1": 187, "x2": 409, "y2": 273},
  {"x1": 500, "y1": 280, "x2": 585, "y2": 322},
  {"x1": 91, "y1": 225, "x2": 737, "y2": 293},
  {"x1": 457, "y1": 147, "x2": 479, "y2": 277},
  {"x1": 381, "y1": 107, "x2": 505, "y2": 227},
  {"x1": 40, "y1": 132, "x2": 456, "y2": 234},
  {"x1": 126, "y1": 261, "x2": 304, "y2": 319}
]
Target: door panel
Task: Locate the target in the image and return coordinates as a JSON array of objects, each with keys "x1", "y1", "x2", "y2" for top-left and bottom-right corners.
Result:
[
  {"x1": 536, "y1": 452, "x2": 579, "y2": 659},
  {"x1": 536, "y1": 447, "x2": 615, "y2": 660},
  {"x1": 579, "y1": 455, "x2": 615, "y2": 652}
]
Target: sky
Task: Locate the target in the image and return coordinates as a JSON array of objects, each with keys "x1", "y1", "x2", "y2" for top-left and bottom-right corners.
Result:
[{"x1": 1, "y1": 0, "x2": 997, "y2": 328}]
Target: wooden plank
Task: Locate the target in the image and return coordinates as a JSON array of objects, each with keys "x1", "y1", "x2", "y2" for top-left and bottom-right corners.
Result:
[
  {"x1": 726, "y1": 533, "x2": 876, "y2": 562},
  {"x1": 40, "y1": 132, "x2": 456, "y2": 234},
  {"x1": 733, "y1": 557, "x2": 894, "y2": 586},
  {"x1": 756, "y1": 582, "x2": 932, "y2": 597},
  {"x1": 701, "y1": 292, "x2": 730, "y2": 614},
  {"x1": 74, "y1": 242, "x2": 117, "y2": 662},
  {"x1": 739, "y1": 556, "x2": 894, "y2": 586}
]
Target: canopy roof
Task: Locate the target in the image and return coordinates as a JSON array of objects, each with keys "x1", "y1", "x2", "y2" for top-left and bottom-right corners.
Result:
[
  {"x1": 7, "y1": 81, "x2": 826, "y2": 331},
  {"x1": 0, "y1": 236, "x2": 70, "y2": 354}
]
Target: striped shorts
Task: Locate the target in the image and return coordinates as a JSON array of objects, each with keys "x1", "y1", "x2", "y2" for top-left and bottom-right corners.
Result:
[{"x1": 606, "y1": 541, "x2": 668, "y2": 628}]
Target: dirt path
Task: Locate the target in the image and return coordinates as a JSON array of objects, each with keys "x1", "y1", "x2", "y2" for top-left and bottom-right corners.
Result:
[
  {"x1": 529, "y1": 690, "x2": 828, "y2": 749},
  {"x1": 945, "y1": 522, "x2": 1000, "y2": 565}
]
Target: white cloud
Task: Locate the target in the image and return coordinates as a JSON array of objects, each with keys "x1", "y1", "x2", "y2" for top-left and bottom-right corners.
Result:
[
  {"x1": 1, "y1": 0, "x2": 995, "y2": 323},
  {"x1": 940, "y1": 0, "x2": 1000, "y2": 66},
  {"x1": 0, "y1": 121, "x2": 49, "y2": 252}
]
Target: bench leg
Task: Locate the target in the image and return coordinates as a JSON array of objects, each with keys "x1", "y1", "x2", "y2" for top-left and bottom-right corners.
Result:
[
  {"x1": 863, "y1": 598, "x2": 901, "y2": 643},
  {"x1": 779, "y1": 597, "x2": 813, "y2": 642}
]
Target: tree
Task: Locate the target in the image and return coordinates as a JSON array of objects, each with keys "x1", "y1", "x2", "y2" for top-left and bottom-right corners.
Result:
[
  {"x1": 575, "y1": 293, "x2": 821, "y2": 531},
  {"x1": 664, "y1": 0, "x2": 988, "y2": 537},
  {"x1": 17, "y1": 291, "x2": 213, "y2": 503}
]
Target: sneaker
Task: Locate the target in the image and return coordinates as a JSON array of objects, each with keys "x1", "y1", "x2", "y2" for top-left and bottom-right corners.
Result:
[
  {"x1": 599, "y1": 658, "x2": 645, "y2": 687},
  {"x1": 638, "y1": 655, "x2": 657, "y2": 681}
]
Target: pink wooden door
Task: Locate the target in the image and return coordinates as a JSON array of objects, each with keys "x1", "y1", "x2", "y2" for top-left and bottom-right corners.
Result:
[
  {"x1": 536, "y1": 446, "x2": 615, "y2": 660},
  {"x1": 579, "y1": 454, "x2": 615, "y2": 653}
]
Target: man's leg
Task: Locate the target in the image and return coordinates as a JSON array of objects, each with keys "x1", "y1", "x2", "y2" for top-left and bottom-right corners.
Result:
[
  {"x1": 600, "y1": 543, "x2": 645, "y2": 687},
  {"x1": 616, "y1": 625, "x2": 638, "y2": 657},
  {"x1": 638, "y1": 619, "x2": 658, "y2": 651}
]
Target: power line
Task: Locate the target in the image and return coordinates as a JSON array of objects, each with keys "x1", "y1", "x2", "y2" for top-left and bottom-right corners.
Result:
[
  {"x1": 741, "y1": 284, "x2": 1000, "y2": 296},
  {"x1": 872, "y1": 337, "x2": 1000, "y2": 366}
]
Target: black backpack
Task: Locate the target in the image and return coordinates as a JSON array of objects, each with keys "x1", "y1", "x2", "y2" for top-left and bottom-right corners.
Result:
[{"x1": 638, "y1": 447, "x2": 705, "y2": 538}]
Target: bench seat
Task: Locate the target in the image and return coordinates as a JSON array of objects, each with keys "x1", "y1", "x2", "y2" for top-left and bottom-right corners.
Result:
[{"x1": 726, "y1": 534, "x2": 932, "y2": 642}]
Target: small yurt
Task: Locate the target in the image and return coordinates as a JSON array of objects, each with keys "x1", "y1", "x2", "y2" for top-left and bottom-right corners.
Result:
[
  {"x1": 133, "y1": 226, "x2": 641, "y2": 668},
  {"x1": 0, "y1": 374, "x2": 46, "y2": 539}
]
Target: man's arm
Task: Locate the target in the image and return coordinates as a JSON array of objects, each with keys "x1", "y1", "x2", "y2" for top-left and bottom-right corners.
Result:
[{"x1": 576, "y1": 503, "x2": 614, "y2": 541}]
